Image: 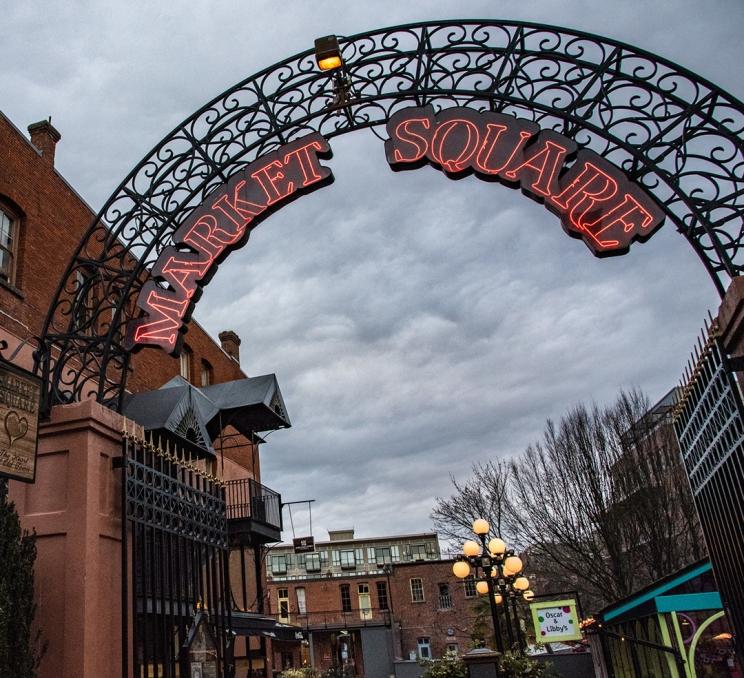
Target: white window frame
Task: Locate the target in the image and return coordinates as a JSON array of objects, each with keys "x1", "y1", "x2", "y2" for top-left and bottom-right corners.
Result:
[{"x1": 410, "y1": 577, "x2": 425, "y2": 602}]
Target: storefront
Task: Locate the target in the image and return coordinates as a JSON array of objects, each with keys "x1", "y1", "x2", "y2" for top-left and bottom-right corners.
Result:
[{"x1": 590, "y1": 560, "x2": 742, "y2": 678}]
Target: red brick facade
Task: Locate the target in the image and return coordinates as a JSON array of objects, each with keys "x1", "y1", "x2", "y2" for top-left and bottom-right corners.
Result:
[
  {"x1": 1, "y1": 110, "x2": 276, "y2": 674},
  {"x1": 0, "y1": 111, "x2": 244, "y2": 390},
  {"x1": 266, "y1": 558, "x2": 482, "y2": 669}
]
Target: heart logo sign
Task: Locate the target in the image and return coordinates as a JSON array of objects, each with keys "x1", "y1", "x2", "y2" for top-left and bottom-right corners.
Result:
[{"x1": 5, "y1": 411, "x2": 29, "y2": 448}]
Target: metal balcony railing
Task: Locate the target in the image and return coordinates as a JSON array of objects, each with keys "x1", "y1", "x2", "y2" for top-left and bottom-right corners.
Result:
[
  {"x1": 225, "y1": 478, "x2": 282, "y2": 530},
  {"x1": 275, "y1": 608, "x2": 392, "y2": 630}
]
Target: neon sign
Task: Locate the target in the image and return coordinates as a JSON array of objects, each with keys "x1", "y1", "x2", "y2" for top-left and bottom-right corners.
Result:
[
  {"x1": 126, "y1": 133, "x2": 333, "y2": 353},
  {"x1": 384, "y1": 105, "x2": 664, "y2": 256},
  {"x1": 129, "y1": 107, "x2": 666, "y2": 355}
]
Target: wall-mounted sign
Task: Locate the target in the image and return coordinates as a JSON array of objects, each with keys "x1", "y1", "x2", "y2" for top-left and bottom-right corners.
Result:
[
  {"x1": 530, "y1": 599, "x2": 582, "y2": 643},
  {"x1": 293, "y1": 536, "x2": 315, "y2": 554},
  {"x1": 0, "y1": 360, "x2": 42, "y2": 483},
  {"x1": 384, "y1": 105, "x2": 664, "y2": 257},
  {"x1": 126, "y1": 133, "x2": 334, "y2": 354}
]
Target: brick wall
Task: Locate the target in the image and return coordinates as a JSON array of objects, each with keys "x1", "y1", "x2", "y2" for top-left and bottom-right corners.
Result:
[
  {"x1": 0, "y1": 111, "x2": 244, "y2": 392},
  {"x1": 267, "y1": 559, "x2": 482, "y2": 661}
]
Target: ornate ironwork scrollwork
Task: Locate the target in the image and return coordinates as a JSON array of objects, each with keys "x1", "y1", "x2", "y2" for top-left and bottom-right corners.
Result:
[{"x1": 36, "y1": 19, "x2": 744, "y2": 411}]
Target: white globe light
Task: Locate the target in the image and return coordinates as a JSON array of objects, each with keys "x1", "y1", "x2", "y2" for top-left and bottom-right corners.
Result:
[
  {"x1": 514, "y1": 576, "x2": 530, "y2": 591},
  {"x1": 463, "y1": 540, "x2": 481, "y2": 557},
  {"x1": 472, "y1": 519, "x2": 490, "y2": 535},
  {"x1": 523, "y1": 590, "x2": 535, "y2": 601},
  {"x1": 452, "y1": 561, "x2": 471, "y2": 578},
  {"x1": 488, "y1": 538, "x2": 506, "y2": 556},
  {"x1": 504, "y1": 555, "x2": 523, "y2": 575},
  {"x1": 476, "y1": 580, "x2": 490, "y2": 595},
  {"x1": 494, "y1": 593, "x2": 504, "y2": 605}
]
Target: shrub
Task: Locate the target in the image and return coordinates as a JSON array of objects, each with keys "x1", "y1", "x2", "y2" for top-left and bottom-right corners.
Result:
[{"x1": 419, "y1": 650, "x2": 467, "y2": 678}]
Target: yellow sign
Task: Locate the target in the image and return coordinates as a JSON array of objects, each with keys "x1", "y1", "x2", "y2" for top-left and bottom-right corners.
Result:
[
  {"x1": 530, "y1": 599, "x2": 582, "y2": 643},
  {"x1": 0, "y1": 362, "x2": 41, "y2": 483}
]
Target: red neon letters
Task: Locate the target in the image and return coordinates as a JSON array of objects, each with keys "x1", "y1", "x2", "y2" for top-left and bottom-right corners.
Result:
[
  {"x1": 127, "y1": 133, "x2": 333, "y2": 353},
  {"x1": 385, "y1": 105, "x2": 664, "y2": 256}
]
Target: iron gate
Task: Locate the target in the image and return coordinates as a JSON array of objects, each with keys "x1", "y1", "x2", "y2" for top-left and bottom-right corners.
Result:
[
  {"x1": 673, "y1": 322, "x2": 744, "y2": 661},
  {"x1": 120, "y1": 431, "x2": 232, "y2": 677}
]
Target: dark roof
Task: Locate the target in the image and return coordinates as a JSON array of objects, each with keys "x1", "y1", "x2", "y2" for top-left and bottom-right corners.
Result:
[
  {"x1": 230, "y1": 611, "x2": 303, "y2": 641},
  {"x1": 122, "y1": 374, "x2": 290, "y2": 458}
]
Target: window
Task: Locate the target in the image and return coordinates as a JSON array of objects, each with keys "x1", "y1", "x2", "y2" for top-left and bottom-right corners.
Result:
[
  {"x1": 331, "y1": 550, "x2": 341, "y2": 567},
  {"x1": 410, "y1": 578, "x2": 425, "y2": 602},
  {"x1": 464, "y1": 576, "x2": 477, "y2": 598},
  {"x1": 358, "y1": 583, "x2": 372, "y2": 620},
  {"x1": 0, "y1": 207, "x2": 18, "y2": 286},
  {"x1": 305, "y1": 552, "x2": 321, "y2": 573},
  {"x1": 375, "y1": 547, "x2": 392, "y2": 564},
  {"x1": 376, "y1": 581, "x2": 389, "y2": 611},
  {"x1": 411, "y1": 544, "x2": 427, "y2": 561},
  {"x1": 367, "y1": 547, "x2": 376, "y2": 564},
  {"x1": 438, "y1": 583, "x2": 453, "y2": 609},
  {"x1": 270, "y1": 555, "x2": 287, "y2": 575},
  {"x1": 340, "y1": 584, "x2": 352, "y2": 612},
  {"x1": 340, "y1": 550, "x2": 356, "y2": 570},
  {"x1": 180, "y1": 345, "x2": 192, "y2": 381},
  {"x1": 296, "y1": 587, "x2": 306, "y2": 614},
  {"x1": 200, "y1": 359, "x2": 213, "y2": 386},
  {"x1": 278, "y1": 588, "x2": 289, "y2": 622},
  {"x1": 355, "y1": 547, "x2": 364, "y2": 564},
  {"x1": 447, "y1": 644, "x2": 459, "y2": 654},
  {"x1": 391, "y1": 545, "x2": 400, "y2": 562},
  {"x1": 417, "y1": 637, "x2": 431, "y2": 659}
]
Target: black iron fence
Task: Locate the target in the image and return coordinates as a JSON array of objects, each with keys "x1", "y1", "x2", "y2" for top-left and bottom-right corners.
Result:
[
  {"x1": 225, "y1": 477, "x2": 282, "y2": 530},
  {"x1": 120, "y1": 432, "x2": 232, "y2": 678},
  {"x1": 673, "y1": 322, "x2": 744, "y2": 661}
]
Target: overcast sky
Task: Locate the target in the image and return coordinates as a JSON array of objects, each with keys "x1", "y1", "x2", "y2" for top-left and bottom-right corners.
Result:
[{"x1": 2, "y1": 1, "x2": 742, "y2": 546}]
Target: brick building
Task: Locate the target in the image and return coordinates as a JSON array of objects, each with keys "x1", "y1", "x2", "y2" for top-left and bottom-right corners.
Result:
[
  {"x1": 266, "y1": 529, "x2": 483, "y2": 676},
  {"x1": 0, "y1": 110, "x2": 290, "y2": 677}
]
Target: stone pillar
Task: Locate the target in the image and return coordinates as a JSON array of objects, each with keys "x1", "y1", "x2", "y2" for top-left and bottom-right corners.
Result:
[
  {"x1": 8, "y1": 399, "x2": 127, "y2": 678},
  {"x1": 462, "y1": 647, "x2": 501, "y2": 678}
]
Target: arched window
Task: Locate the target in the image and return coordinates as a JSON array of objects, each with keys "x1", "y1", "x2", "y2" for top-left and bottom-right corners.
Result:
[
  {"x1": 0, "y1": 206, "x2": 18, "y2": 285},
  {"x1": 180, "y1": 345, "x2": 192, "y2": 381},
  {"x1": 200, "y1": 359, "x2": 213, "y2": 387}
]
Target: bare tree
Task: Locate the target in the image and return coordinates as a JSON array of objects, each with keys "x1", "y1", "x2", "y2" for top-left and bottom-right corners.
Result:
[
  {"x1": 509, "y1": 388, "x2": 704, "y2": 610},
  {"x1": 431, "y1": 461, "x2": 514, "y2": 550}
]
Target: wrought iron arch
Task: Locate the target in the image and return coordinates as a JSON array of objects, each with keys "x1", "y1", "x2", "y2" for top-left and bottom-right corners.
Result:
[{"x1": 37, "y1": 19, "x2": 744, "y2": 411}]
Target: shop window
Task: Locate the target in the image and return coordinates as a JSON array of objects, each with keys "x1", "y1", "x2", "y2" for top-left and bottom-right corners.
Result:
[
  {"x1": 411, "y1": 544, "x2": 427, "y2": 560},
  {"x1": 278, "y1": 588, "x2": 289, "y2": 622},
  {"x1": 358, "y1": 583, "x2": 372, "y2": 620},
  {"x1": 0, "y1": 206, "x2": 18, "y2": 286},
  {"x1": 376, "y1": 546, "x2": 392, "y2": 564},
  {"x1": 376, "y1": 581, "x2": 389, "y2": 610},
  {"x1": 340, "y1": 550, "x2": 356, "y2": 570},
  {"x1": 417, "y1": 637, "x2": 431, "y2": 659},
  {"x1": 180, "y1": 345, "x2": 192, "y2": 381},
  {"x1": 340, "y1": 584, "x2": 352, "y2": 612},
  {"x1": 305, "y1": 552, "x2": 321, "y2": 573},
  {"x1": 271, "y1": 555, "x2": 287, "y2": 575},
  {"x1": 410, "y1": 578, "x2": 425, "y2": 602},
  {"x1": 296, "y1": 587, "x2": 306, "y2": 614},
  {"x1": 438, "y1": 583, "x2": 453, "y2": 609},
  {"x1": 200, "y1": 359, "x2": 213, "y2": 386}
]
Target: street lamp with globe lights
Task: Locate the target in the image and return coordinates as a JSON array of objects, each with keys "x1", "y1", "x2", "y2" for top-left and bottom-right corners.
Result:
[{"x1": 451, "y1": 519, "x2": 534, "y2": 654}]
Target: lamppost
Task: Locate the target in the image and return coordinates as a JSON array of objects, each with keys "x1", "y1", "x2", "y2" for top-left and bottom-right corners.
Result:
[{"x1": 452, "y1": 519, "x2": 535, "y2": 655}]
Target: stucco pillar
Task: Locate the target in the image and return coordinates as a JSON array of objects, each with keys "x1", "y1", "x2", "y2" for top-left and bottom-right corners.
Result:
[{"x1": 8, "y1": 399, "x2": 127, "y2": 678}]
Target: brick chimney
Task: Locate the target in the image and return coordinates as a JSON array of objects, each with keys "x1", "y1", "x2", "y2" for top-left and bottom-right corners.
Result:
[
  {"x1": 28, "y1": 119, "x2": 61, "y2": 166},
  {"x1": 219, "y1": 330, "x2": 241, "y2": 363}
]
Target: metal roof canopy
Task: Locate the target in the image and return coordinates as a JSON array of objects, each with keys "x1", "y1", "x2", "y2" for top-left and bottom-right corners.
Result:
[{"x1": 122, "y1": 374, "x2": 290, "y2": 458}]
